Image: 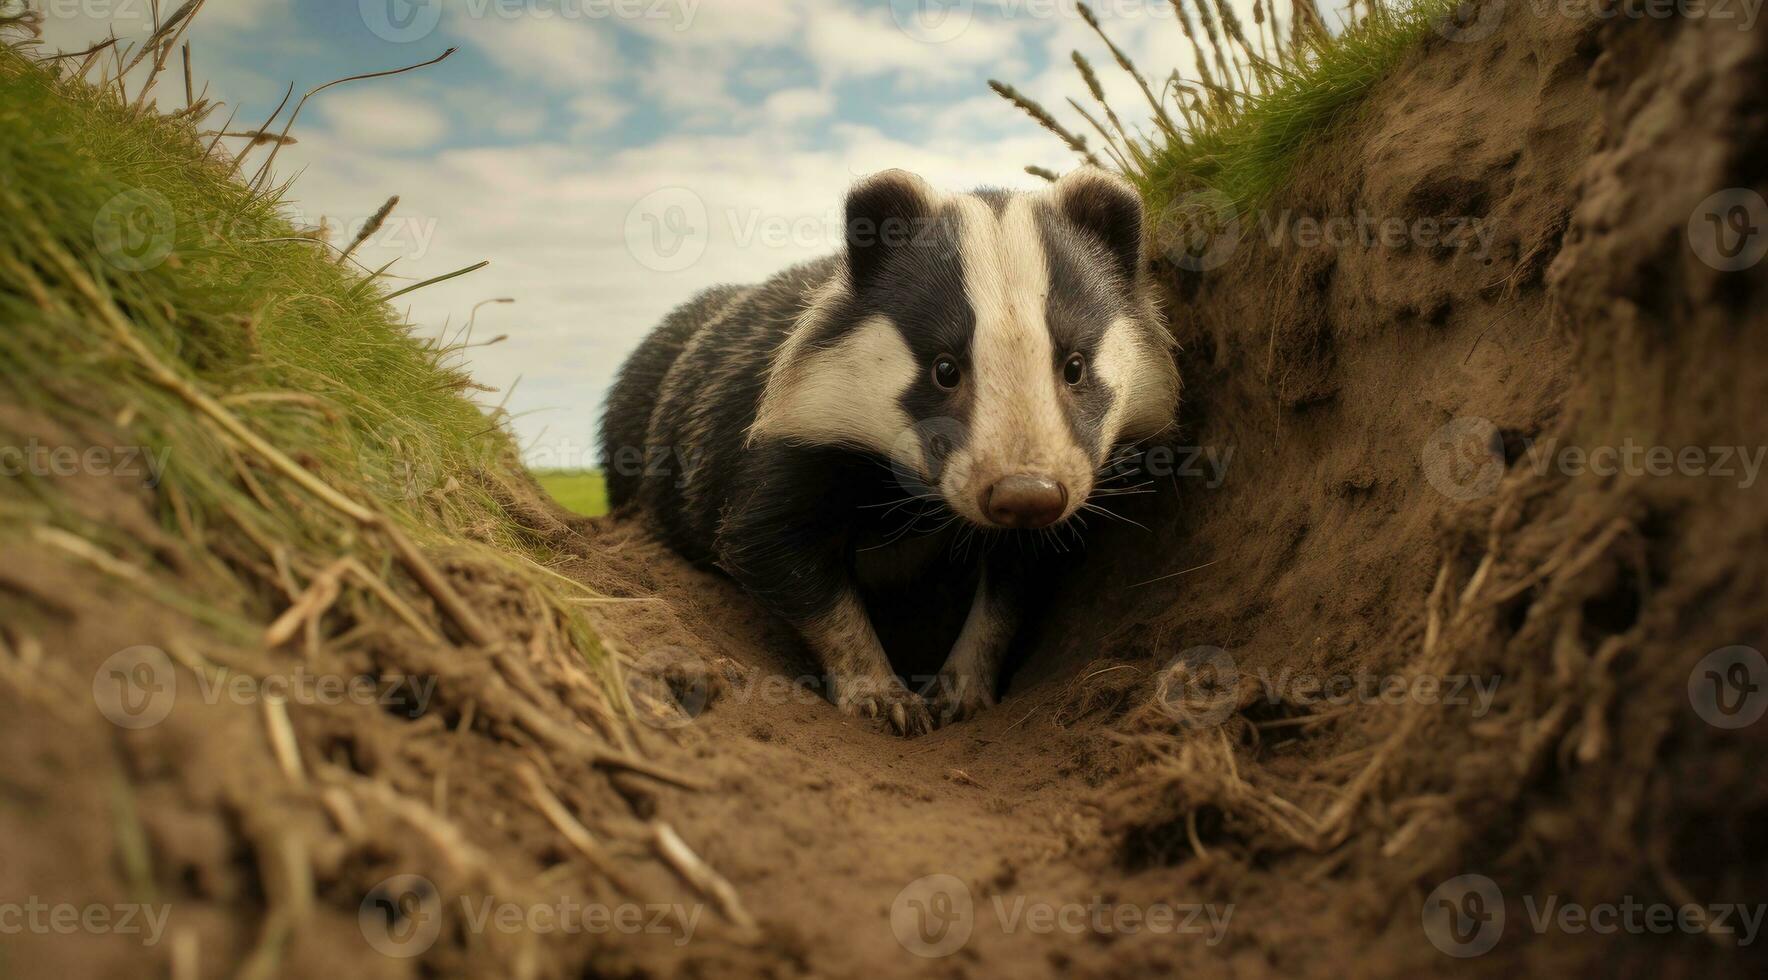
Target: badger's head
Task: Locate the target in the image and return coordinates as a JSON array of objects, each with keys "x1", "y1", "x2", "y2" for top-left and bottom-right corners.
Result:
[{"x1": 751, "y1": 168, "x2": 1179, "y2": 530}]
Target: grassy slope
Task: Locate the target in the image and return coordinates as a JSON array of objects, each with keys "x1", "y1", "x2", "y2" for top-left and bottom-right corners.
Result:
[{"x1": 0, "y1": 47, "x2": 604, "y2": 661}]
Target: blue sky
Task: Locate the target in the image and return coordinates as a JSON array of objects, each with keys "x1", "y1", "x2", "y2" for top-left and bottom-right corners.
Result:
[{"x1": 31, "y1": 0, "x2": 1305, "y2": 467}]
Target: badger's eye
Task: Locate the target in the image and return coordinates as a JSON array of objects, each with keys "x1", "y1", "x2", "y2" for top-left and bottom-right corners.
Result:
[
  {"x1": 1062, "y1": 352, "x2": 1086, "y2": 386},
  {"x1": 932, "y1": 354, "x2": 962, "y2": 390}
]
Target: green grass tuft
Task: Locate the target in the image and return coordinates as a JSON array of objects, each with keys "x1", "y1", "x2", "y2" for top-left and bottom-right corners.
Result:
[
  {"x1": 999, "y1": 0, "x2": 1457, "y2": 249},
  {"x1": 1132, "y1": 1, "x2": 1453, "y2": 221}
]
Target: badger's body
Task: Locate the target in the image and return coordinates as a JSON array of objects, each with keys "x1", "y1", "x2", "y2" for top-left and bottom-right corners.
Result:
[{"x1": 601, "y1": 169, "x2": 1178, "y2": 735}]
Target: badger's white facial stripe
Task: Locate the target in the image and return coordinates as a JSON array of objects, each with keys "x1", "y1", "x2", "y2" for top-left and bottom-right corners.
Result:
[
  {"x1": 943, "y1": 194, "x2": 1093, "y2": 523},
  {"x1": 1096, "y1": 314, "x2": 1178, "y2": 445},
  {"x1": 750, "y1": 313, "x2": 919, "y2": 465}
]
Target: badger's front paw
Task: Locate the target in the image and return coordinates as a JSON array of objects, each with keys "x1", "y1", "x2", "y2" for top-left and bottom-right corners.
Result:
[
  {"x1": 832, "y1": 674, "x2": 934, "y2": 737},
  {"x1": 927, "y1": 669, "x2": 997, "y2": 725}
]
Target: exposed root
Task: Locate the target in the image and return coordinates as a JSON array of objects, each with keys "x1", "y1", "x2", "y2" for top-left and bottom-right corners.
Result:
[{"x1": 651, "y1": 822, "x2": 760, "y2": 941}]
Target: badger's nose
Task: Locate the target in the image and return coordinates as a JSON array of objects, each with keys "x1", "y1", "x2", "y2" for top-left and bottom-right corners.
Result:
[{"x1": 984, "y1": 475, "x2": 1068, "y2": 528}]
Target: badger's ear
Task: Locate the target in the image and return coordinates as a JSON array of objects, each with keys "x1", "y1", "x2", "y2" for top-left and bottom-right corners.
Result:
[
  {"x1": 844, "y1": 169, "x2": 938, "y2": 293},
  {"x1": 1053, "y1": 167, "x2": 1144, "y2": 284}
]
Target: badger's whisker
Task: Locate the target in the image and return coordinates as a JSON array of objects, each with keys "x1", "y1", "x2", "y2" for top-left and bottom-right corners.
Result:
[
  {"x1": 1081, "y1": 501, "x2": 1151, "y2": 532},
  {"x1": 858, "y1": 491, "x2": 941, "y2": 509},
  {"x1": 871, "y1": 493, "x2": 943, "y2": 525}
]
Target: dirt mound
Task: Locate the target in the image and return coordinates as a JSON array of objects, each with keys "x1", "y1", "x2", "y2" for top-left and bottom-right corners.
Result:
[{"x1": 1015, "y1": 7, "x2": 1766, "y2": 974}]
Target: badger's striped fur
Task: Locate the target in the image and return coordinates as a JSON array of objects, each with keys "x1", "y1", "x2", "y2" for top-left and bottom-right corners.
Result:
[{"x1": 600, "y1": 168, "x2": 1178, "y2": 735}]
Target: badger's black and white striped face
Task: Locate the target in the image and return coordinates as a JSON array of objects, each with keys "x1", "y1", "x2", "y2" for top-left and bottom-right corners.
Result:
[{"x1": 752, "y1": 168, "x2": 1178, "y2": 530}]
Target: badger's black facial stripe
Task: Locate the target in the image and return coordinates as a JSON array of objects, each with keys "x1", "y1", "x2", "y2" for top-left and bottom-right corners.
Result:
[
  {"x1": 1054, "y1": 171, "x2": 1144, "y2": 285},
  {"x1": 1036, "y1": 201, "x2": 1126, "y2": 461},
  {"x1": 883, "y1": 202, "x2": 975, "y2": 470},
  {"x1": 811, "y1": 196, "x2": 982, "y2": 474},
  {"x1": 845, "y1": 169, "x2": 939, "y2": 294}
]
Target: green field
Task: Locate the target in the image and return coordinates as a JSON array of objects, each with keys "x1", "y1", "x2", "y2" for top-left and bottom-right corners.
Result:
[{"x1": 536, "y1": 469, "x2": 608, "y2": 516}]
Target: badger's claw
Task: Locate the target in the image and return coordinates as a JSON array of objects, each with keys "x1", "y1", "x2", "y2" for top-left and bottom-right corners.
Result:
[{"x1": 833, "y1": 675, "x2": 934, "y2": 737}]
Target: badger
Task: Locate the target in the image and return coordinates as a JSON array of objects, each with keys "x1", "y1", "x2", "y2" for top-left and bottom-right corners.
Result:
[{"x1": 600, "y1": 168, "x2": 1178, "y2": 736}]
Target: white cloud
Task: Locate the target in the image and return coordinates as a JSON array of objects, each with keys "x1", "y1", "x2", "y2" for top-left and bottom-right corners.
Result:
[
  {"x1": 570, "y1": 95, "x2": 632, "y2": 137},
  {"x1": 434, "y1": 88, "x2": 549, "y2": 138},
  {"x1": 637, "y1": 45, "x2": 741, "y2": 119},
  {"x1": 623, "y1": 0, "x2": 800, "y2": 47},
  {"x1": 761, "y1": 87, "x2": 834, "y2": 127},
  {"x1": 801, "y1": 5, "x2": 1022, "y2": 80},
  {"x1": 453, "y1": 11, "x2": 620, "y2": 89},
  {"x1": 198, "y1": 0, "x2": 288, "y2": 30},
  {"x1": 322, "y1": 91, "x2": 450, "y2": 151}
]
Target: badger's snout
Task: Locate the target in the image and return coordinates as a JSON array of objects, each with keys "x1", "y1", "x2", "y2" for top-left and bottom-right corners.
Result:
[{"x1": 982, "y1": 474, "x2": 1068, "y2": 528}]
